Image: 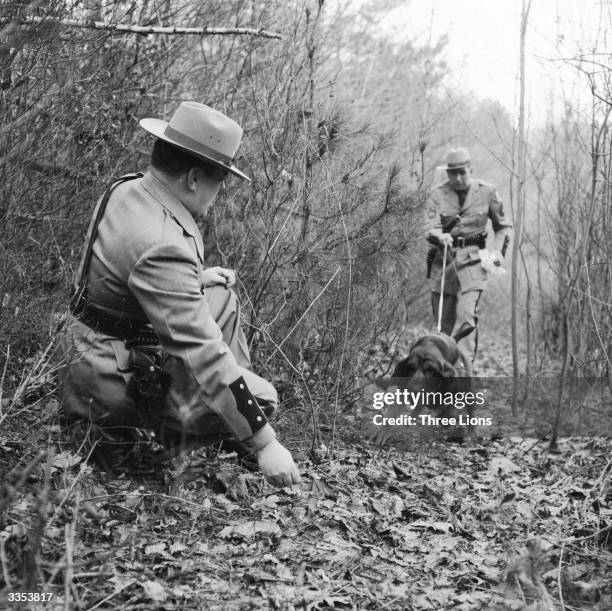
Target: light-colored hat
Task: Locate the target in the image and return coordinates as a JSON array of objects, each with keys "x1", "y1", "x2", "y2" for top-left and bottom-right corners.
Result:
[
  {"x1": 443, "y1": 147, "x2": 471, "y2": 171},
  {"x1": 140, "y1": 101, "x2": 250, "y2": 182}
]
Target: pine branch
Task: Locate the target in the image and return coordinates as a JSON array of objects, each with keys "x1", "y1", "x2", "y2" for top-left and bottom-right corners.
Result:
[{"x1": 19, "y1": 15, "x2": 282, "y2": 40}]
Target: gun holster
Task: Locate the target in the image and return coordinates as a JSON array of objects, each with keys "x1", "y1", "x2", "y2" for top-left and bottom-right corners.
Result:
[
  {"x1": 426, "y1": 214, "x2": 460, "y2": 278},
  {"x1": 425, "y1": 234, "x2": 444, "y2": 279},
  {"x1": 125, "y1": 346, "x2": 170, "y2": 409},
  {"x1": 426, "y1": 245, "x2": 438, "y2": 278}
]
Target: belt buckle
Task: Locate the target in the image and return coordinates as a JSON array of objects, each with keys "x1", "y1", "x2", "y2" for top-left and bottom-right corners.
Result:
[{"x1": 456, "y1": 236, "x2": 465, "y2": 248}]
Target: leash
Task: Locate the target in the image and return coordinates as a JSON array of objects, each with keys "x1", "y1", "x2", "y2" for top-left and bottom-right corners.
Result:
[{"x1": 436, "y1": 241, "x2": 448, "y2": 333}]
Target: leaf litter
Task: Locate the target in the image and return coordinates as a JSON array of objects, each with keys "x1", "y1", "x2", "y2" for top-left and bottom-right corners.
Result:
[{"x1": 1, "y1": 396, "x2": 612, "y2": 609}]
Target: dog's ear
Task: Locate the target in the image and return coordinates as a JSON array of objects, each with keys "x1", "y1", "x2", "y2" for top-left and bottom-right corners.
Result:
[
  {"x1": 392, "y1": 357, "x2": 416, "y2": 378},
  {"x1": 439, "y1": 360, "x2": 457, "y2": 378}
]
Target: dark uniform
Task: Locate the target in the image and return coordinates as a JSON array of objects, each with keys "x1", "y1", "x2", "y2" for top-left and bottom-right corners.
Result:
[
  {"x1": 58, "y1": 101, "x2": 302, "y2": 488},
  {"x1": 59, "y1": 171, "x2": 278, "y2": 453},
  {"x1": 425, "y1": 176, "x2": 512, "y2": 360}
]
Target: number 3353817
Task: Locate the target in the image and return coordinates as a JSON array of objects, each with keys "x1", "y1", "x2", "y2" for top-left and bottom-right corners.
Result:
[{"x1": 8, "y1": 592, "x2": 53, "y2": 602}]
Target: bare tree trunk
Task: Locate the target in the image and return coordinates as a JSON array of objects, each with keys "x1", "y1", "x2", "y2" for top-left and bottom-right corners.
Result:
[
  {"x1": 550, "y1": 80, "x2": 610, "y2": 449},
  {"x1": 299, "y1": 2, "x2": 321, "y2": 245},
  {"x1": 511, "y1": 0, "x2": 531, "y2": 413}
]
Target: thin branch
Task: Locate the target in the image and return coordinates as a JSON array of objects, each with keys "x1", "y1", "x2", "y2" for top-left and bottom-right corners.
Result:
[
  {"x1": 0, "y1": 83, "x2": 60, "y2": 139},
  {"x1": 19, "y1": 16, "x2": 282, "y2": 39},
  {"x1": 266, "y1": 267, "x2": 342, "y2": 360},
  {"x1": 583, "y1": 257, "x2": 612, "y2": 371}
]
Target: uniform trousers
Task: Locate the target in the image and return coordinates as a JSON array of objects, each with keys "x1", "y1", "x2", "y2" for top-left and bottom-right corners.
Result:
[
  {"x1": 59, "y1": 286, "x2": 277, "y2": 445},
  {"x1": 431, "y1": 289, "x2": 482, "y2": 363}
]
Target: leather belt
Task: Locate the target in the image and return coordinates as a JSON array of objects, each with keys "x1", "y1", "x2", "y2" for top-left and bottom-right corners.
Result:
[
  {"x1": 72, "y1": 302, "x2": 159, "y2": 346},
  {"x1": 453, "y1": 233, "x2": 486, "y2": 249}
]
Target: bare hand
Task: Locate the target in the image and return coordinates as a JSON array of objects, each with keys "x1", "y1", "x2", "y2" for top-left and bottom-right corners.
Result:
[
  {"x1": 490, "y1": 250, "x2": 503, "y2": 266},
  {"x1": 256, "y1": 439, "x2": 302, "y2": 487},
  {"x1": 201, "y1": 266, "x2": 236, "y2": 288},
  {"x1": 439, "y1": 233, "x2": 454, "y2": 248}
]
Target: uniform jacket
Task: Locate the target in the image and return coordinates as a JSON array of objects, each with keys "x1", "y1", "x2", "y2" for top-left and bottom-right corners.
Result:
[
  {"x1": 60, "y1": 171, "x2": 275, "y2": 452},
  {"x1": 425, "y1": 178, "x2": 513, "y2": 294}
]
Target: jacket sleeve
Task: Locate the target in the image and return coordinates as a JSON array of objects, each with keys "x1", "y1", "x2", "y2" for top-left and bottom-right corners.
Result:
[
  {"x1": 127, "y1": 241, "x2": 275, "y2": 452},
  {"x1": 424, "y1": 188, "x2": 445, "y2": 244},
  {"x1": 489, "y1": 188, "x2": 513, "y2": 255}
]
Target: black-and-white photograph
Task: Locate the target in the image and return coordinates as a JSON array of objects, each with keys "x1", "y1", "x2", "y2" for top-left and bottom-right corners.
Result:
[{"x1": 1, "y1": 1, "x2": 611, "y2": 609}]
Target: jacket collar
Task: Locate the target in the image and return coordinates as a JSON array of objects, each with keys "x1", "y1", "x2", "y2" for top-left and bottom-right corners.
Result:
[
  {"x1": 443, "y1": 179, "x2": 481, "y2": 209},
  {"x1": 140, "y1": 171, "x2": 205, "y2": 263}
]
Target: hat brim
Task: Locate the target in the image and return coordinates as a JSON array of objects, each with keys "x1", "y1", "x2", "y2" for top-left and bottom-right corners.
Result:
[
  {"x1": 443, "y1": 163, "x2": 471, "y2": 171},
  {"x1": 139, "y1": 118, "x2": 251, "y2": 182}
]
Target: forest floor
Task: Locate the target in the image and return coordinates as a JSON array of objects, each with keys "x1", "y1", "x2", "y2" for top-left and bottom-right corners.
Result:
[{"x1": 1, "y1": 328, "x2": 611, "y2": 610}]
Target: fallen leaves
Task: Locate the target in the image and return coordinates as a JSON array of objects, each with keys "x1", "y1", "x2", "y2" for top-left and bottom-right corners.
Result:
[
  {"x1": 51, "y1": 451, "x2": 82, "y2": 471},
  {"x1": 489, "y1": 455, "x2": 522, "y2": 475},
  {"x1": 142, "y1": 579, "x2": 167, "y2": 602},
  {"x1": 2, "y1": 416, "x2": 612, "y2": 609},
  {"x1": 218, "y1": 519, "x2": 282, "y2": 540}
]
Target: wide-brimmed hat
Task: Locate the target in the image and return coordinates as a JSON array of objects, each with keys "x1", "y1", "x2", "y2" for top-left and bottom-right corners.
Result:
[
  {"x1": 139, "y1": 101, "x2": 250, "y2": 182},
  {"x1": 443, "y1": 147, "x2": 471, "y2": 171}
]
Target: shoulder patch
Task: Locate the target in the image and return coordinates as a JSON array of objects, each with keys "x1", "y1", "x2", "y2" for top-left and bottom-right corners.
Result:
[{"x1": 476, "y1": 179, "x2": 494, "y2": 189}]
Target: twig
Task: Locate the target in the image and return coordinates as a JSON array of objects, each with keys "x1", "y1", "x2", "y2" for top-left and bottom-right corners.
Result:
[
  {"x1": 555, "y1": 522, "x2": 612, "y2": 544},
  {"x1": 558, "y1": 541, "x2": 566, "y2": 610},
  {"x1": 72, "y1": 572, "x2": 115, "y2": 580},
  {"x1": 24, "y1": 447, "x2": 54, "y2": 591},
  {"x1": 84, "y1": 579, "x2": 137, "y2": 611},
  {"x1": 523, "y1": 438, "x2": 543, "y2": 455},
  {"x1": 265, "y1": 196, "x2": 302, "y2": 259},
  {"x1": 583, "y1": 258, "x2": 612, "y2": 370},
  {"x1": 46, "y1": 449, "x2": 93, "y2": 531},
  {"x1": 234, "y1": 280, "x2": 319, "y2": 450},
  {"x1": 237, "y1": 281, "x2": 302, "y2": 376},
  {"x1": 0, "y1": 344, "x2": 9, "y2": 420},
  {"x1": 63, "y1": 488, "x2": 79, "y2": 611},
  {"x1": 20, "y1": 16, "x2": 282, "y2": 39},
  {"x1": 330, "y1": 176, "x2": 352, "y2": 456},
  {"x1": 0, "y1": 84, "x2": 61, "y2": 140},
  {"x1": 2, "y1": 336, "x2": 58, "y2": 427},
  {"x1": 265, "y1": 267, "x2": 341, "y2": 360},
  {"x1": 81, "y1": 491, "x2": 213, "y2": 510},
  {"x1": 0, "y1": 536, "x2": 12, "y2": 590},
  {"x1": 592, "y1": 456, "x2": 612, "y2": 496},
  {"x1": 4, "y1": 450, "x2": 46, "y2": 489}
]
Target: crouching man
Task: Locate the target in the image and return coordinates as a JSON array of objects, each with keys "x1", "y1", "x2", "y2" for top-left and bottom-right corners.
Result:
[{"x1": 58, "y1": 101, "x2": 301, "y2": 488}]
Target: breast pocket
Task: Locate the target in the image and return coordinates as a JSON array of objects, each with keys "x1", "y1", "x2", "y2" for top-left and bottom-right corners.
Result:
[
  {"x1": 475, "y1": 212, "x2": 489, "y2": 231},
  {"x1": 462, "y1": 212, "x2": 488, "y2": 234},
  {"x1": 440, "y1": 214, "x2": 458, "y2": 231}
]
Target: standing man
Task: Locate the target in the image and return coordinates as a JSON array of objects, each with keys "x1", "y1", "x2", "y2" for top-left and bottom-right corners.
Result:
[
  {"x1": 425, "y1": 147, "x2": 512, "y2": 363},
  {"x1": 59, "y1": 101, "x2": 301, "y2": 488}
]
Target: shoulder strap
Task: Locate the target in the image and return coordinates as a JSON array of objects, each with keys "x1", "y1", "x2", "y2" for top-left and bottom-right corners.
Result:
[{"x1": 70, "y1": 173, "x2": 144, "y2": 315}]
